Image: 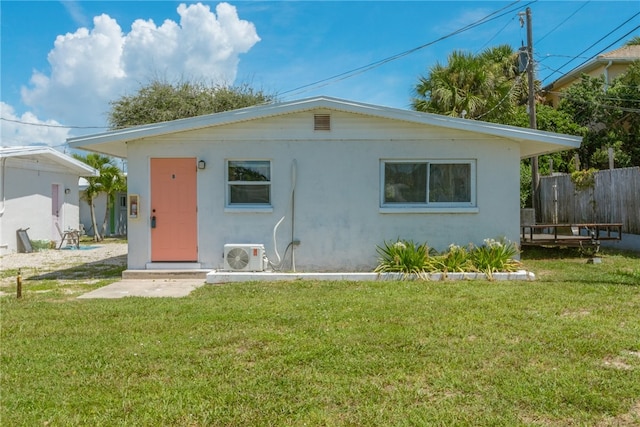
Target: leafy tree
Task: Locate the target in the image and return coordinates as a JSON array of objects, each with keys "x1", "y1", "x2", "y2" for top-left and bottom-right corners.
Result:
[
  {"x1": 557, "y1": 62, "x2": 640, "y2": 168},
  {"x1": 73, "y1": 154, "x2": 126, "y2": 241},
  {"x1": 108, "y1": 80, "x2": 275, "y2": 129},
  {"x1": 606, "y1": 61, "x2": 640, "y2": 165}
]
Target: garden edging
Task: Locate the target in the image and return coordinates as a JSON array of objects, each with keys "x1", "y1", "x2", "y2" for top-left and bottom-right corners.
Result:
[{"x1": 206, "y1": 270, "x2": 536, "y2": 284}]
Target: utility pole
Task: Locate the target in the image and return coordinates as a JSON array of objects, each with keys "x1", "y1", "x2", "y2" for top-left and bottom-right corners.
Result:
[{"x1": 521, "y1": 7, "x2": 538, "y2": 215}]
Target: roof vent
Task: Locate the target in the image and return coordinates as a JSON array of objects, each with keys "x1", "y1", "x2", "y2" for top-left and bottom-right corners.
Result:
[{"x1": 314, "y1": 114, "x2": 331, "y2": 131}]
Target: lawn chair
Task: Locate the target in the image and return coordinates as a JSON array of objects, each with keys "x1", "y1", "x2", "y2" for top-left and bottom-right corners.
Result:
[{"x1": 55, "y1": 223, "x2": 80, "y2": 249}]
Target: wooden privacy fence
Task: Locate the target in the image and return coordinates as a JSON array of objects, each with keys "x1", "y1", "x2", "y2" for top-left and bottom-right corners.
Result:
[{"x1": 538, "y1": 167, "x2": 640, "y2": 235}]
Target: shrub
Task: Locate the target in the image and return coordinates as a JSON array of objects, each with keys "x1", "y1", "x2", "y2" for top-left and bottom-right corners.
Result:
[
  {"x1": 374, "y1": 239, "x2": 435, "y2": 278},
  {"x1": 374, "y1": 238, "x2": 521, "y2": 279},
  {"x1": 469, "y1": 238, "x2": 521, "y2": 278},
  {"x1": 439, "y1": 244, "x2": 474, "y2": 273}
]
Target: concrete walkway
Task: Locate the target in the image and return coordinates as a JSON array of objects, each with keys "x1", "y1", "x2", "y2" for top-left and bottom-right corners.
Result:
[{"x1": 77, "y1": 278, "x2": 206, "y2": 299}]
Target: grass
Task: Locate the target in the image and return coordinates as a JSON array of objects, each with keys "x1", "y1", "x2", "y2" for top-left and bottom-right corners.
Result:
[{"x1": 1, "y1": 247, "x2": 639, "y2": 426}]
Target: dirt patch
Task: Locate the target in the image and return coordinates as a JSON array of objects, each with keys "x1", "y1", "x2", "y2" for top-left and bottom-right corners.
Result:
[
  {"x1": 602, "y1": 350, "x2": 640, "y2": 371},
  {"x1": 596, "y1": 400, "x2": 640, "y2": 427},
  {"x1": 0, "y1": 242, "x2": 127, "y2": 291}
]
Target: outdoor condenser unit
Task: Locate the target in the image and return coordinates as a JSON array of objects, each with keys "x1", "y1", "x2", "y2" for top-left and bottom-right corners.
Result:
[{"x1": 223, "y1": 244, "x2": 265, "y2": 272}]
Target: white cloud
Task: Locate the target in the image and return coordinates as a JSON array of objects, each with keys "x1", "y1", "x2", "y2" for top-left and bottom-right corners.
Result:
[
  {"x1": 20, "y1": 2, "x2": 260, "y2": 129},
  {"x1": 1, "y1": 102, "x2": 71, "y2": 147}
]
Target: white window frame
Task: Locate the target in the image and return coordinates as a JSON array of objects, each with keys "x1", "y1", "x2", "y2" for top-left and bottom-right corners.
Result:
[
  {"x1": 225, "y1": 159, "x2": 273, "y2": 212},
  {"x1": 380, "y1": 159, "x2": 478, "y2": 213}
]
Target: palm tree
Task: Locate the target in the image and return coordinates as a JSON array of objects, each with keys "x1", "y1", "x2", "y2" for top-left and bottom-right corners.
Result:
[
  {"x1": 413, "y1": 51, "x2": 489, "y2": 118},
  {"x1": 98, "y1": 164, "x2": 127, "y2": 238},
  {"x1": 412, "y1": 45, "x2": 521, "y2": 122},
  {"x1": 624, "y1": 36, "x2": 640, "y2": 46},
  {"x1": 73, "y1": 153, "x2": 126, "y2": 241}
]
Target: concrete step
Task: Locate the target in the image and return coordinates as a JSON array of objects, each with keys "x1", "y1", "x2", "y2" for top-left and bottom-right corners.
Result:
[{"x1": 122, "y1": 269, "x2": 210, "y2": 280}]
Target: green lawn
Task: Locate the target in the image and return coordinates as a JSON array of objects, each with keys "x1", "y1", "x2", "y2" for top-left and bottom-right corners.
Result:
[{"x1": 1, "y1": 247, "x2": 639, "y2": 426}]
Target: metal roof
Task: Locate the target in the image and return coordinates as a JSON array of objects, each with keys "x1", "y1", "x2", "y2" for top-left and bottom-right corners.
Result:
[{"x1": 0, "y1": 146, "x2": 99, "y2": 176}]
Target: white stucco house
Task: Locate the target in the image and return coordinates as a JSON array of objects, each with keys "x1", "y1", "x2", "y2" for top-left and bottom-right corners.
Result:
[
  {"x1": 0, "y1": 146, "x2": 98, "y2": 254},
  {"x1": 68, "y1": 97, "x2": 581, "y2": 272}
]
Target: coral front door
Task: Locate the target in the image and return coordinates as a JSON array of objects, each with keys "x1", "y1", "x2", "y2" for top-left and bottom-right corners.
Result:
[{"x1": 150, "y1": 158, "x2": 198, "y2": 262}]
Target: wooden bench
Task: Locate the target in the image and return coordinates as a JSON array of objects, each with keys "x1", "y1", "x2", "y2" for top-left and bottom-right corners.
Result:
[{"x1": 520, "y1": 223, "x2": 623, "y2": 248}]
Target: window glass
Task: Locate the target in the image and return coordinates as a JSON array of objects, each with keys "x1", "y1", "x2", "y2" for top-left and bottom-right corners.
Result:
[
  {"x1": 229, "y1": 185, "x2": 270, "y2": 204},
  {"x1": 384, "y1": 163, "x2": 427, "y2": 203},
  {"x1": 429, "y1": 163, "x2": 471, "y2": 203},
  {"x1": 382, "y1": 160, "x2": 474, "y2": 207},
  {"x1": 228, "y1": 161, "x2": 270, "y2": 182},
  {"x1": 228, "y1": 160, "x2": 271, "y2": 205}
]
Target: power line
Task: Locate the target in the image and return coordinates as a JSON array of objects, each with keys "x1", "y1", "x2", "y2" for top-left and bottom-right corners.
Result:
[
  {"x1": 536, "y1": 53, "x2": 591, "y2": 63},
  {"x1": 0, "y1": 116, "x2": 109, "y2": 129},
  {"x1": 545, "y1": 90, "x2": 640, "y2": 106},
  {"x1": 476, "y1": 15, "x2": 517, "y2": 53},
  {"x1": 541, "y1": 12, "x2": 640, "y2": 84},
  {"x1": 471, "y1": 76, "x2": 523, "y2": 120},
  {"x1": 279, "y1": 0, "x2": 536, "y2": 99},
  {"x1": 536, "y1": 1, "x2": 590, "y2": 45}
]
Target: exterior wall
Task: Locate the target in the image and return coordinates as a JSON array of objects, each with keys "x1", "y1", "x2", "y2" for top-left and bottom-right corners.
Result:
[
  {"x1": 126, "y1": 110, "x2": 521, "y2": 271},
  {"x1": 1, "y1": 159, "x2": 81, "y2": 254}
]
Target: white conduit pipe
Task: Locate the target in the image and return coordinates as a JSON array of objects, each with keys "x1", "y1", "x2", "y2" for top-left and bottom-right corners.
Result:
[
  {"x1": 272, "y1": 215, "x2": 286, "y2": 266},
  {"x1": 270, "y1": 159, "x2": 298, "y2": 271}
]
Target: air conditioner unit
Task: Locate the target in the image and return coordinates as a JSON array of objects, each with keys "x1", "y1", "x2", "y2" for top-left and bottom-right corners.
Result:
[{"x1": 224, "y1": 244, "x2": 265, "y2": 272}]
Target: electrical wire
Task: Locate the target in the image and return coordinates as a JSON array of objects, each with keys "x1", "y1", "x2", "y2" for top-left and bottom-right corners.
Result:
[
  {"x1": 536, "y1": 1, "x2": 591, "y2": 45},
  {"x1": 0, "y1": 116, "x2": 109, "y2": 129},
  {"x1": 476, "y1": 15, "x2": 517, "y2": 53},
  {"x1": 541, "y1": 12, "x2": 640, "y2": 84},
  {"x1": 470, "y1": 76, "x2": 523, "y2": 120},
  {"x1": 279, "y1": 0, "x2": 536, "y2": 99},
  {"x1": 547, "y1": 91, "x2": 640, "y2": 113}
]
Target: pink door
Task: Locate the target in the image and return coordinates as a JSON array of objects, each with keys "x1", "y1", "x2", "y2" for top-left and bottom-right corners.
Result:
[{"x1": 150, "y1": 158, "x2": 198, "y2": 262}]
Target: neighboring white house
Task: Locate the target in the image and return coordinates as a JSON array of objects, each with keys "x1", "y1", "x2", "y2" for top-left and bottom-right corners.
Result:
[
  {"x1": 0, "y1": 146, "x2": 99, "y2": 254},
  {"x1": 68, "y1": 96, "x2": 581, "y2": 272},
  {"x1": 78, "y1": 177, "x2": 128, "y2": 238}
]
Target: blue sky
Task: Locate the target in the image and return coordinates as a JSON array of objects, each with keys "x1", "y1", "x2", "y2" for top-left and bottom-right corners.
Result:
[{"x1": 1, "y1": 0, "x2": 639, "y2": 147}]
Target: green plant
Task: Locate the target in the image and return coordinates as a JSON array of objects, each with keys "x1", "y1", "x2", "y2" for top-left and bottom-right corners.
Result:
[
  {"x1": 375, "y1": 238, "x2": 522, "y2": 279},
  {"x1": 374, "y1": 239, "x2": 434, "y2": 278},
  {"x1": 29, "y1": 240, "x2": 51, "y2": 251},
  {"x1": 571, "y1": 168, "x2": 598, "y2": 191},
  {"x1": 469, "y1": 238, "x2": 521, "y2": 278},
  {"x1": 439, "y1": 244, "x2": 474, "y2": 273}
]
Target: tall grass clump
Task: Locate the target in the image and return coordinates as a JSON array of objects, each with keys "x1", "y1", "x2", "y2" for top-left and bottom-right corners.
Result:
[
  {"x1": 469, "y1": 238, "x2": 521, "y2": 278},
  {"x1": 373, "y1": 239, "x2": 435, "y2": 278}
]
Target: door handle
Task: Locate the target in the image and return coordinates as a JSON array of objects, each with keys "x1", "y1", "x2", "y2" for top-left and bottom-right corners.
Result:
[{"x1": 151, "y1": 216, "x2": 156, "y2": 228}]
